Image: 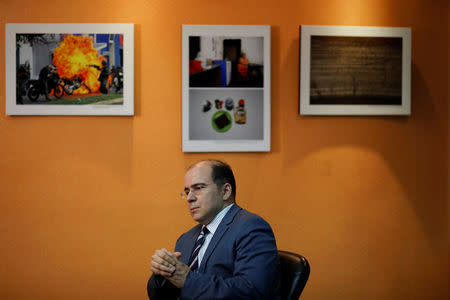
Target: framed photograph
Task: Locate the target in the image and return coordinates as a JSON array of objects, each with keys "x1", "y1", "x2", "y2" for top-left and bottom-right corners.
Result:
[
  {"x1": 300, "y1": 25, "x2": 411, "y2": 115},
  {"x1": 6, "y1": 23, "x2": 134, "y2": 115},
  {"x1": 182, "y1": 25, "x2": 270, "y2": 152}
]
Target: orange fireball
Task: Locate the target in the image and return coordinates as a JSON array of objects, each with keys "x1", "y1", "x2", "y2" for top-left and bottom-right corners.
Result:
[{"x1": 53, "y1": 34, "x2": 104, "y2": 94}]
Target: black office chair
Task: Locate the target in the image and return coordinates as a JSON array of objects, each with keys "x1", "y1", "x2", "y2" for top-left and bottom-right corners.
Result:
[{"x1": 278, "y1": 250, "x2": 310, "y2": 300}]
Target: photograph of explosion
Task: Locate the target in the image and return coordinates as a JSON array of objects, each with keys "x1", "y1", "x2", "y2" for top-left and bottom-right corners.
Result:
[{"x1": 16, "y1": 33, "x2": 124, "y2": 105}]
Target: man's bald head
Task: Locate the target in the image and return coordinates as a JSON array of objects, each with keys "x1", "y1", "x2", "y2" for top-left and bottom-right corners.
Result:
[{"x1": 188, "y1": 160, "x2": 236, "y2": 201}]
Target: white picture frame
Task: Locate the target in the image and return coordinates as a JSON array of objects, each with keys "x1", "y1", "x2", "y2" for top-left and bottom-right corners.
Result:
[
  {"x1": 300, "y1": 25, "x2": 411, "y2": 116},
  {"x1": 182, "y1": 25, "x2": 271, "y2": 152},
  {"x1": 6, "y1": 23, "x2": 134, "y2": 116}
]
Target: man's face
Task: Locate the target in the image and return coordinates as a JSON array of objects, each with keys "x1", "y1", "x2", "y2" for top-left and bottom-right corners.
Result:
[{"x1": 184, "y1": 162, "x2": 226, "y2": 225}]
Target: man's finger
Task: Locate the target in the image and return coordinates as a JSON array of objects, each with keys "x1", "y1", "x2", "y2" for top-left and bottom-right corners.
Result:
[
  {"x1": 151, "y1": 259, "x2": 176, "y2": 272},
  {"x1": 151, "y1": 265, "x2": 174, "y2": 277},
  {"x1": 160, "y1": 249, "x2": 178, "y2": 265},
  {"x1": 151, "y1": 254, "x2": 170, "y2": 267},
  {"x1": 151, "y1": 260, "x2": 175, "y2": 275},
  {"x1": 152, "y1": 252, "x2": 177, "y2": 267}
]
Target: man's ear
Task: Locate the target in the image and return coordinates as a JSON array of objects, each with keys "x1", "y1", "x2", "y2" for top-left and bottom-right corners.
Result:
[{"x1": 222, "y1": 183, "x2": 232, "y2": 201}]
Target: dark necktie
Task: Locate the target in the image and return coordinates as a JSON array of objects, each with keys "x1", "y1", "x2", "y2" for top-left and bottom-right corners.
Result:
[{"x1": 188, "y1": 226, "x2": 209, "y2": 271}]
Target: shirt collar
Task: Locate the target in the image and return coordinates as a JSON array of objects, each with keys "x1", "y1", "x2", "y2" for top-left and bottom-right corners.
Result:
[{"x1": 205, "y1": 203, "x2": 234, "y2": 235}]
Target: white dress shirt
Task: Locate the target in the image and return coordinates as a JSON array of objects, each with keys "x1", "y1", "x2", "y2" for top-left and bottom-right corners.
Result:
[{"x1": 197, "y1": 204, "x2": 234, "y2": 267}]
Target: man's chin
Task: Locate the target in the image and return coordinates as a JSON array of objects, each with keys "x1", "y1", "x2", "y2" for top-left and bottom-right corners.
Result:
[{"x1": 191, "y1": 212, "x2": 203, "y2": 222}]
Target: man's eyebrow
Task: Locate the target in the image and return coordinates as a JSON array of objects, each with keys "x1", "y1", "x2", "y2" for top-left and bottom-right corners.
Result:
[{"x1": 185, "y1": 182, "x2": 208, "y2": 189}]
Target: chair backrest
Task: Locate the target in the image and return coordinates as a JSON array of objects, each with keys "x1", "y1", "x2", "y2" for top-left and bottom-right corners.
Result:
[{"x1": 278, "y1": 250, "x2": 310, "y2": 300}]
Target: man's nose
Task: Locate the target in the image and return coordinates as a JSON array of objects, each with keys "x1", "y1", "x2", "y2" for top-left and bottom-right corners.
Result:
[{"x1": 187, "y1": 191, "x2": 196, "y2": 202}]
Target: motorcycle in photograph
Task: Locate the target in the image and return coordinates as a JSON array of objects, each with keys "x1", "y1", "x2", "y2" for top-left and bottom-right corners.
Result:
[
  {"x1": 26, "y1": 69, "x2": 64, "y2": 102},
  {"x1": 59, "y1": 77, "x2": 82, "y2": 95}
]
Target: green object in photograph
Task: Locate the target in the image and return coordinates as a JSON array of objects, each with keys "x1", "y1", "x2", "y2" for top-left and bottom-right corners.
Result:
[{"x1": 211, "y1": 110, "x2": 232, "y2": 133}]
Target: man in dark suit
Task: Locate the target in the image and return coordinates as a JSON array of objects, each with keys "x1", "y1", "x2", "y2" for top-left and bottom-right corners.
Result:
[{"x1": 147, "y1": 160, "x2": 280, "y2": 300}]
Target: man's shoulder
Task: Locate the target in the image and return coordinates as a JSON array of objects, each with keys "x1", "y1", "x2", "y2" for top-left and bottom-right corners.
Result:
[
  {"x1": 229, "y1": 206, "x2": 274, "y2": 234},
  {"x1": 177, "y1": 223, "x2": 202, "y2": 241}
]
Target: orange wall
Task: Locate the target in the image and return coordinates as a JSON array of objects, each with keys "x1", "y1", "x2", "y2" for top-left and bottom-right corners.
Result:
[{"x1": 0, "y1": 0, "x2": 448, "y2": 299}]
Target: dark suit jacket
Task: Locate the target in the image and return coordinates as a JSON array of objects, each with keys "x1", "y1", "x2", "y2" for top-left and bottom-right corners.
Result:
[{"x1": 147, "y1": 204, "x2": 280, "y2": 300}]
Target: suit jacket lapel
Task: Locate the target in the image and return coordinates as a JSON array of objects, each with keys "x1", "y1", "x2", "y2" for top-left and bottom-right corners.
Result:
[
  {"x1": 181, "y1": 224, "x2": 202, "y2": 265},
  {"x1": 199, "y1": 204, "x2": 241, "y2": 272}
]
